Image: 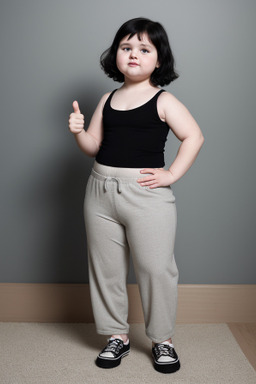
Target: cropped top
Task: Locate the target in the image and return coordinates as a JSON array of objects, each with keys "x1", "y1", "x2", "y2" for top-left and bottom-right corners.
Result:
[{"x1": 95, "y1": 89, "x2": 170, "y2": 168}]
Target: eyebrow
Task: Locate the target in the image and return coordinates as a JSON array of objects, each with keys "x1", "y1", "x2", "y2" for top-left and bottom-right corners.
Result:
[{"x1": 119, "y1": 42, "x2": 152, "y2": 49}]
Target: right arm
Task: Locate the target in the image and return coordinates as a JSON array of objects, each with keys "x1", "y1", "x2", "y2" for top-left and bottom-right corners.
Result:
[{"x1": 69, "y1": 92, "x2": 110, "y2": 157}]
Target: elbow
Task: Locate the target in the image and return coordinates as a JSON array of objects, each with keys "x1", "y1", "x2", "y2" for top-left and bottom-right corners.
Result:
[
  {"x1": 196, "y1": 131, "x2": 205, "y2": 148},
  {"x1": 92, "y1": 143, "x2": 101, "y2": 158},
  {"x1": 191, "y1": 132, "x2": 205, "y2": 152},
  {"x1": 200, "y1": 134, "x2": 205, "y2": 147},
  {"x1": 185, "y1": 131, "x2": 205, "y2": 147},
  {"x1": 87, "y1": 146, "x2": 101, "y2": 158},
  {"x1": 87, "y1": 132, "x2": 101, "y2": 153}
]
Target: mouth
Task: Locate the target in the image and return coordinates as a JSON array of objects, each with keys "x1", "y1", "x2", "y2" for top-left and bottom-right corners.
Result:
[{"x1": 128, "y1": 62, "x2": 139, "y2": 67}]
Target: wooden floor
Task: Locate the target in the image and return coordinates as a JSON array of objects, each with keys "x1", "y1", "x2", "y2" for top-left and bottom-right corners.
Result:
[{"x1": 227, "y1": 323, "x2": 256, "y2": 371}]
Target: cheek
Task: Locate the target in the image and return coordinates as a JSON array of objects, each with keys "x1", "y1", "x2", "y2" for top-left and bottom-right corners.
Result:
[
  {"x1": 116, "y1": 53, "x2": 125, "y2": 69},
  {"x1": 144, "y1": 57, "x2": 158, "y2": 70}
]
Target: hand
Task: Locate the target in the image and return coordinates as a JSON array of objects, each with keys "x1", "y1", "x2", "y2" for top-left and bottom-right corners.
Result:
[
  {"x1": 69, "y1": 101, "x2": 85, "y2": 134},
  {"x1": 137, "y1": 168, "x2": 175, "y2": 189}
]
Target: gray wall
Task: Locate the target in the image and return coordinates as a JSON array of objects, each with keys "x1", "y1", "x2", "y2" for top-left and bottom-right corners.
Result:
[{"x1": 1, "y1": 0, "x2": 255, "y2": 284}]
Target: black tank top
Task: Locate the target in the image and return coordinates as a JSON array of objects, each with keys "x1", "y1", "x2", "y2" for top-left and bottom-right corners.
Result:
[{"x1": 95, "y1": 89, "x2": 170, "y2": 168}]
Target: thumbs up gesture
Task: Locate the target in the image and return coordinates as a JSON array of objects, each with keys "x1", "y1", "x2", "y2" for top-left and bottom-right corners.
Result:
[{"x1": 69, "y1": 101, "x2": 85, "y2": 134}]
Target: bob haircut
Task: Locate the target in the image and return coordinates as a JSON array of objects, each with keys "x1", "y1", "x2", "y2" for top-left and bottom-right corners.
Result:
[{"x1": 100, "y1": 17, "x2": 179, "y2": 86}]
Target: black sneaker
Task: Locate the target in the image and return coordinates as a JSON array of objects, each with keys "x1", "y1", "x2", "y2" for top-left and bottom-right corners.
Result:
[
  {"x1": 152, "y1": 342, "x2": 180, "y2": 374},
  {"x1": 96, "y1": 337, "x2": 130, "y2": 368}
]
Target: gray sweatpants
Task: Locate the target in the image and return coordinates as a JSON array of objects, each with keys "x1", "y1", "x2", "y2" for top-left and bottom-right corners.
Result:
[{"x1": 84, "y1": 161, "x2": 179, "y2": 343}]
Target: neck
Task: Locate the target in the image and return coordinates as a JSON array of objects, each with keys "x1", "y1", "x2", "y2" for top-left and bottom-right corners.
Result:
[{"x1": 122, "y1": 78, "x2": 156, "y2": 91}]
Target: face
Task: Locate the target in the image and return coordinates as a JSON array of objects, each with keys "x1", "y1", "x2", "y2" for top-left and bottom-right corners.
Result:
[{"x1": 116, "y1": 33, "x2": 160, "y2": 83}]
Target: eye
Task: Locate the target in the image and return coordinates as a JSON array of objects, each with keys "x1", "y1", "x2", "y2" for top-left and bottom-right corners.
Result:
[
  {"x1": 141, "y1": 49, "x2": 149, "y2": 54},
  {"x1": 122, "y1": 47, "x2": 131, "y2": 52}
]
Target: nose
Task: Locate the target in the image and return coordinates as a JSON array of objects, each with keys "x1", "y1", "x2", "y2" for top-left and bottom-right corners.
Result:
[{"x1": 129, "y1": 49, "x2": 138, "y2": 59}]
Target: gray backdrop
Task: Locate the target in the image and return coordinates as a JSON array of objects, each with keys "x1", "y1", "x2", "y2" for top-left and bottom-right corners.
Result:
[{"x1": 1, "y1": 0, "x2": 255, "y2": 284}]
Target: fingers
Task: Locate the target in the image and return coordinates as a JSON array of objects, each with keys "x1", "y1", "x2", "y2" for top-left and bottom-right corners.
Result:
[
  {"x1": 140, "y1": 168, "x2": 156, "y2": 174},
  {"x1": 138, "y1": 168, "x2": 157, "y2": 183},
  {"x1": 137, "y1": 168, "x2": 173, "y2": 188},
  {"x1": 73, "y1": 100, "x2": 81, "y2": 114},
  {"x1": 146, "y1": 183, "x2": 159, "y2": 189},
  {"x1": 137, "y1": 176, "x2": 158, "y2": 189},
  {"x1": 69, "y1": 100, "x2": 85, "y2": 134},
  {"x1": 137, "y1": 176, "x2": 154, "y2": 183},
  {"x1": 137, "y1": 168, "x2": 165, "y2": 188}
]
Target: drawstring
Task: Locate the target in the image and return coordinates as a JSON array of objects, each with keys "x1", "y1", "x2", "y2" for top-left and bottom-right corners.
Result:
[{"x1": 104, "y1": 177, "x2": 122, "y2": 193}]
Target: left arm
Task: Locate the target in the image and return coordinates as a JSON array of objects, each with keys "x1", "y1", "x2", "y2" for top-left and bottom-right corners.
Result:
[{"x1": 137, "y1": 92, "x2": 205, "y2": 188}]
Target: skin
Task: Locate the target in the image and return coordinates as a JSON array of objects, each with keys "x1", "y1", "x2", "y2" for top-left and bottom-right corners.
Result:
[{"x1": 69, "y1": 32, "x2": 205, "y2": 346}]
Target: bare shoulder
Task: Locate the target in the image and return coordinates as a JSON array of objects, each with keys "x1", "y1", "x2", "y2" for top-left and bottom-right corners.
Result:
[
  {"x1": 101, "y1": 91, "x2": 112, "y2": 103},
  {"x1": 158, "y1": 90, "x2": 191, "y2": 123},
  {"x1": 98, "y1": 91, "x2": 111, "y2": 109},
  {"x1": 158, "y1": 90, "x2": 184, "y2": 109},
  {"x1": 158, "y1": 90, "x2": 203, "y2": 141},
  {"x1": 86, "y1": 92, "x2": 112, "y2": 142},
  {"x1": 91, "y1": 92, "x2": 112, "y2": 117}
]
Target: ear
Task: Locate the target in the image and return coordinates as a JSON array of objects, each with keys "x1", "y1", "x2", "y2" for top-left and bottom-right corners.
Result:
[{"x1": 156, "y1": 60, "x2": 160, "y2": 69}]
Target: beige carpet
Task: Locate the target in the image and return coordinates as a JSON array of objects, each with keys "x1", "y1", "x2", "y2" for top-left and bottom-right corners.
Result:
[{"x1": 0, "y1": 323, "x2": 255, "y2": 384}]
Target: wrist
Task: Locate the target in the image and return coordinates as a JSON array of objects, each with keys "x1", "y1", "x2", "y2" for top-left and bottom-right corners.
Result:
[
  {"x1": 73, "y1": 129, "x2": 84, "y2": 136},
  {"x1": 167, "y1": 169, "x2": 176, "y2": 185}
]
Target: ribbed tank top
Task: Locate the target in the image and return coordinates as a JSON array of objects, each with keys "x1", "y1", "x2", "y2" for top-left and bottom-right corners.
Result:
[{"x1": 95, "y1": 89, "x2": 170, "y2": 168}]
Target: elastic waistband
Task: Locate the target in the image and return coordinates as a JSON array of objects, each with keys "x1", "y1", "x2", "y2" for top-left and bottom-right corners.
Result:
[{"x1": 92, "y1": 160, "x2": 152, "y2": 180}]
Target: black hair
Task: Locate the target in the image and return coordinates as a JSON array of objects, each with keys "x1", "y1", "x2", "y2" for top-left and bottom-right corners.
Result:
[{"x1": 100, "y1": 17, "x2": 179, "y2": 86}]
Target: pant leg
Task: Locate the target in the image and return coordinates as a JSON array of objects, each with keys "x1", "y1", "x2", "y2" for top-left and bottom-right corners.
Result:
[
  {"x1": 84, "y1": 174, "x2": 130, "y2": 335},
  {"x1": 116, "y1": 183, "x2": 179, "y2": 343}
]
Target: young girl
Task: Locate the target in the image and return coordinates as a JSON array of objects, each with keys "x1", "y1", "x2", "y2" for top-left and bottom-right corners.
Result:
[{"x1": 69, "y1": 17, "x2": 204, "y2": 374}]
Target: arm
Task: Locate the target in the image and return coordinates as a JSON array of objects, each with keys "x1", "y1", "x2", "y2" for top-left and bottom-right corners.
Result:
[
  {"x1": 69, "y1": 93, "x2": 110, "y2": 157},
  {"x1": 137, "y1": 92, "x2": 205, "y2": 188}
]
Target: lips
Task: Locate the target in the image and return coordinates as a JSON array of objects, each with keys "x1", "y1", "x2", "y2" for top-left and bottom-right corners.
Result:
[{"x1": 128, "y1": 62, "x2": 139, "y2": 67}]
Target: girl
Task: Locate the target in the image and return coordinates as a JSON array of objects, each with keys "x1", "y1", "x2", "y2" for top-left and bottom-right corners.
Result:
[{"x1": 69, "y1": 17, "x2": 204, "y2": 374}]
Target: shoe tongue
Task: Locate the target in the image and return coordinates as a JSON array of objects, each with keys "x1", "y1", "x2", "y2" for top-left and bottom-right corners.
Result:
[
  {"x1": 160, "y1": 341, "x2": 174, "y2": 347},
  {"x1": 109, "y1": 336, "x2": 122, "y2": 342}
]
